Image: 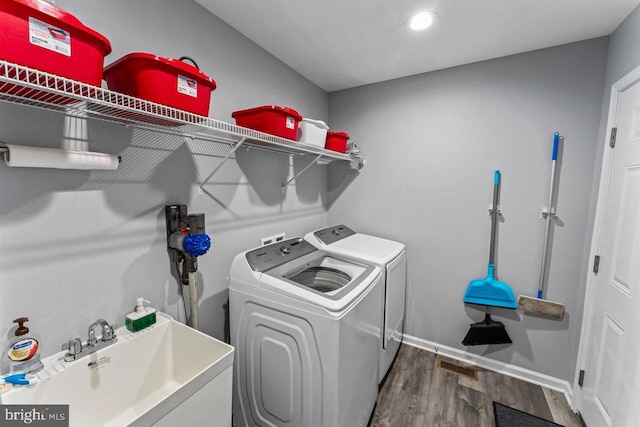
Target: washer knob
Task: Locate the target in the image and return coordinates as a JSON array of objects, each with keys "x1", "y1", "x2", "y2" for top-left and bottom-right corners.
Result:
[
  {"x1": 332, "y1": 229, "x2": 340, "y2": 235},
  {"x1": 280, "y1": 246, "x2": 291, "y2": 255}
]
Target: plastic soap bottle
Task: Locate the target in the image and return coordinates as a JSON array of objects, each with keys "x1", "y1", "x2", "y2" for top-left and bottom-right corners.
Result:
[
  {"x1": 6, "y1": 317, "x2": 43, "y2": 374},
  {"x1": 125, "y1": 298, "x2": 156, "y2": 332}
]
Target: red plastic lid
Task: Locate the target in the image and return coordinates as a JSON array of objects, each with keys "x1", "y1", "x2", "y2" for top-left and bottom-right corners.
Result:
[
  {"x1": 232, "y1": 105, "x2": 302, "y2": 121},
  {"x1": 104, "y1": 53, "x2": 217, "y2": 89},
  {"x1": 12, "y1": 0, "x2": 112, "y2": 55},
  {"x1": 327, "y1": 131, "x2": 350, "y2": 140}
]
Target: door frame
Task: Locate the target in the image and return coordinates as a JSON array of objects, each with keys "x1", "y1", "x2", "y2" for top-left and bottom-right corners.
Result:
[{"x1": 573, "y1": 63, "x2": 640, "y2": 413}]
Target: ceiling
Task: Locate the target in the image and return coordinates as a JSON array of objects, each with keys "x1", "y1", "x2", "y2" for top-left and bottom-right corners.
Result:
[{"x1": 195, "y1": 0, "x2": 640, "y2": 92}]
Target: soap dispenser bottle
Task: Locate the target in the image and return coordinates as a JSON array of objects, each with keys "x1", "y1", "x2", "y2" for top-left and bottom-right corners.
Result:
[
  {"x1": 6, "y1": 317, "x2": 43, "y2": 374},
  {"x1": 125, "y1": 298, "x2": 156, "y2": 332}
]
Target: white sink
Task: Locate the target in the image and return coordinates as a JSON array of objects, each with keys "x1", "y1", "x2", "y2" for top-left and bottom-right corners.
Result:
[{"x1": 1, "y1": 312, "x2": 234, "y2": 427}]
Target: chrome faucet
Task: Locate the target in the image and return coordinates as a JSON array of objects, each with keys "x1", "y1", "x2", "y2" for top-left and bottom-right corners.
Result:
[
  {"x1": 62, "y1": 319, "x2": 118, "y2": 362},
  {"x1": 88, "y1": 318, "x2": 114, "y2": 344}
]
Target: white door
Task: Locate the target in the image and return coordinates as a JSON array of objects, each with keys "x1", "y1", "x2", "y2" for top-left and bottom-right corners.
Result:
[{"x1": 579, "y1": 76, "x2": 640, "y2": 426}]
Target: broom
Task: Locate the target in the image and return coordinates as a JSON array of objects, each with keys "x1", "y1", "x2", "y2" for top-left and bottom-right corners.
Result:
[
  {"x1": 462, "y1": 307, "x2": 512, "y2": 346},
  {"x1": 462, "y1": 170, "x2": 515, "y2": 345}
]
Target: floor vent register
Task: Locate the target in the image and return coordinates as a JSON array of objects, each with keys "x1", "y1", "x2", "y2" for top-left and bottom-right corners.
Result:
[{"x1": 436, "y1": 356, "x2": 478, "y2": 380}]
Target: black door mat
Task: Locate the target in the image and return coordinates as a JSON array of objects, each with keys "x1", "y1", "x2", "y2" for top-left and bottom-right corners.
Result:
[{"x1": 494, "y1": 401, "x2": 563, "y2": 427}]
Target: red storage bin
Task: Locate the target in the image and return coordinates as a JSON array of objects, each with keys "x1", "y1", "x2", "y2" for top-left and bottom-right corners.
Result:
[
  {"x1": 0, "y1": 0, "x2": 112, "y2": 102},
  {"x1": 103, "y1": 53, "x2": 217, "y2": 120},
  {"x1": 325, "y1": 131, "x2": 350, "y2": 153},
  {"x1": 232, "y1": 106, "x2": 302, "y2": 140}
]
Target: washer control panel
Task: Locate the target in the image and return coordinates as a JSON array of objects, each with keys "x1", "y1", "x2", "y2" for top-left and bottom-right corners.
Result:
[
  {"x1": 314, "y1": 224, "x2": 356, "y2": 245},
  {"x1": 246, "y1": 237, "x2": 317, "y2": 272}
]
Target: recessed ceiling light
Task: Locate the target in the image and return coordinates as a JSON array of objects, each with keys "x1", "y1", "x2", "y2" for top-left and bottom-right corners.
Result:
[{"x1": 408, "y1": 12, "x2": 435, "y2": 31}]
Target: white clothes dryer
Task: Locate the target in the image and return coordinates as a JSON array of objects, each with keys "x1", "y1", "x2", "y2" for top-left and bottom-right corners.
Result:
[
  {"x1": 229, "y1": 237, "x2": 383, "y2": 427},
  {"x1": 305, "y1": 225, "x2": 406, "y2": 384}
]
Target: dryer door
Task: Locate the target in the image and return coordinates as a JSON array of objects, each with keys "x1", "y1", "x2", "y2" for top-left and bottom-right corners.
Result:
[{"x1": 384, "y1": 250, "x2": 406, "y2": 350}]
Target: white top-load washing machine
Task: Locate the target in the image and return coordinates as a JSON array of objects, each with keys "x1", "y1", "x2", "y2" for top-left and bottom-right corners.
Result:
[
  {"x1": 305, "y1": 225, "x2": 406, "y2": 384},
  {"x1": 229, "y1": 237, "x2": 383, "y2": 427}
]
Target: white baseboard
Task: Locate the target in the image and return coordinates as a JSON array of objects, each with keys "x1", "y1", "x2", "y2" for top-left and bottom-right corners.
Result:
[{"x1": 402, "y1": 334, "x2": 574, "y2": 407}]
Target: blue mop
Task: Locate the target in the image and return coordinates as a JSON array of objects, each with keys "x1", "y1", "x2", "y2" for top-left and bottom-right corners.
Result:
[
  {"x1": 517, "y1": 133, "x2": 565, "y2": 320},
  {"x1": 463, "y1": 170, "x2": 518, "y2": 309}
]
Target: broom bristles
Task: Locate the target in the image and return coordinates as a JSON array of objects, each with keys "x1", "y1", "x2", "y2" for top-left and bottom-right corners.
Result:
[{"x1": 462, "y1": 313, "x2": 512, "y2": 346}]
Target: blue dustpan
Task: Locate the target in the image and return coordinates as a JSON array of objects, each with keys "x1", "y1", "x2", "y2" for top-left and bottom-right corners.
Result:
[
  {"x1": 463, "y1": 171, "x2": 518, "y2": 309},
  {"x1": 464, "y1": 264, "x2": 518, "y2": 309}
]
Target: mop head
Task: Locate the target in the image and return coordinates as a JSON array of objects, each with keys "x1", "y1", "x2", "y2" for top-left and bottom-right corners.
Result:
[
  {"x1": 463, "y1": 265, "x2": 518, "y2": 309},
  {"x1": 517, "y1": 295, "x2": 565, "y2": 320},
  {"x1": 462, "y1": 313, "x2": 512, "y2": 346}
]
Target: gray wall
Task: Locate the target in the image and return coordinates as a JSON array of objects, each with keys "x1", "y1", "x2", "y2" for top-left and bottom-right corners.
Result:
[
  {"x1": 0, "y1": 0, "x2": 330, "y2": 358},
  {"x1": 328, "y1": 38, "x2": 609, "y2": 382},
  {"x1": 604, "y1": 4, "x2": 640, "y2": 87}
]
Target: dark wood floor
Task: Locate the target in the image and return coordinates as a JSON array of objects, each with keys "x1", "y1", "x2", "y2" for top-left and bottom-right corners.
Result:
[{"x1": 369, "y1": 344, "x2": 583, "y2": 427}]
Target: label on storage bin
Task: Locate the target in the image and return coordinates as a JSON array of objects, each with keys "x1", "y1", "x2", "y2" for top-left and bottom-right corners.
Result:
[
  {"x1": 177, "y1": 75, "x2": 198, "y2": 98},
  {"x1": 286, "y1": 116, "x2": 295, "y2": 129},
  {"x1": 28, "y1": 17, "x2": 71, "y2": 57}
]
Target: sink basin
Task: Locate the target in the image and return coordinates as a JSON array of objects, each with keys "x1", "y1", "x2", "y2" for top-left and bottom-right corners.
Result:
[{"x1": 0, "y1": 312, "x2": 234, "y2": 427}]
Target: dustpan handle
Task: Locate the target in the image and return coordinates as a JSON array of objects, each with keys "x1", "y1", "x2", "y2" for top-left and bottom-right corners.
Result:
[{"x1": 488, "y1": 170, "x2": 500, "y2": 265}]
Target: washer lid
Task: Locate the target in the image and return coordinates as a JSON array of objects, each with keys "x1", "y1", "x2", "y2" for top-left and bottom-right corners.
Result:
[{"x1": 307, "y1": 226, "x2": 405, "y2": 265}]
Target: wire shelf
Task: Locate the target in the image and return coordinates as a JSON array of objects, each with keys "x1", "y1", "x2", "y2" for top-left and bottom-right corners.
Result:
[{"x1": 0, "y1": 60, "x2": 365, "y2": 166}]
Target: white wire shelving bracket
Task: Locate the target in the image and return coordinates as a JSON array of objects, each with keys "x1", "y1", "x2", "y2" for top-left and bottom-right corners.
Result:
[
  {"x1": 0, "y1": 60, "x2": 365, "y2": 185},
  {"x1": 199, "y1": 137, "x2": 247, "y2": 190},
  {"x1": 284, "y1": 154, "x2": 323, "y2": 187}
]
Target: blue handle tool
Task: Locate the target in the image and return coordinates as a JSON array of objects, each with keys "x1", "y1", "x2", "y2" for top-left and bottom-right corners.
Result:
[{"x1": 0, "y1": 373, "x2": 37, "y2": 386}]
